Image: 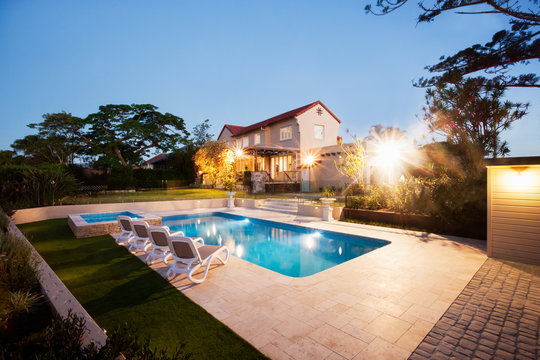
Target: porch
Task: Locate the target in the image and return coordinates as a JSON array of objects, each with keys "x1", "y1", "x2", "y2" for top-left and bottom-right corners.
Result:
[{"x1": 236, "y1": 146, "x2": 302, "y2": 184}]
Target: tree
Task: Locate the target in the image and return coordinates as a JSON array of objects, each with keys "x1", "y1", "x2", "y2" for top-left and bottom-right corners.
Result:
[
  {"x1": 191, "y1": 119, "x2": 214, "y2": 148},
  {"x1": 193, "y1": 141, "x2": 236, "y2": 188},
  {"x1": 217, "y1": 148, "x2": 236, "y2": 191},
  {"x1": 82, "y1": 104, "x2": 189, "y2": 167},
  {"x1": 366, "y1": 0, "x2": 540, "y2": 88},
  {"x1": 335, "y1": 134, "x2": 366, "y2": 184},
  {"x1": 193, "y1": 141, "x2": 228, "y2": 187},
  {"x1": 365, "y1": 125, "x2": 408, "y2": 143},
  {"x1": 423, "y1": 78, "x2": 528, "y2": 158},
  {"x1": 11, "y1": 112, "x2": 85, "y2": 165}
]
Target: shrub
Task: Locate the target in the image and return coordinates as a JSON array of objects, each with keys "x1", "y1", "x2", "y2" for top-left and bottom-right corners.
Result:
[
  {"x1": 0, "y1": 164, "x2": 80, "y2": 209},
  {"x1": 343, "y1": 182, "x2": 366, "y2": 196},
  {"x1": 347, "y1": 196, "x2": 366, "y2": 209},
  {"x1": 1, "y1": 311, "x2": 192, "y2": 360},
  {"x1": 106, "y1": 166, "x2": 135, "y2": 190},
  {"x1": 0, "y1": 232, "x2": 40, "y2": 293},
  {"x1": 389, "y1": 178, "x2": 433, "y2": 214}
]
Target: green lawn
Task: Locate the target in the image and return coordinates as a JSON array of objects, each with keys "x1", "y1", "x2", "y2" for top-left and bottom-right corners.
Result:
[
  {"x1": 61, "y1": 188, "x2": 302, "y2": 205},
  {"x1": 19, "y1": 219, "x2": 267, "y2": 359}
]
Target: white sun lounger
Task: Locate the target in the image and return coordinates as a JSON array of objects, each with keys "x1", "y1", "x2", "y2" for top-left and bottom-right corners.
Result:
[
  {"x1": 130, "y1": 220, "x2": 153, "y2": 253},
  {"x1": 167, "y1": 236, "x2": 229, "y2": 283},
  {"x1": 116, "y1": 216, "x2": 135, "y2": 245},
  {"x1": 145, "y1": 226, "x2": 186, "y2": 265}
]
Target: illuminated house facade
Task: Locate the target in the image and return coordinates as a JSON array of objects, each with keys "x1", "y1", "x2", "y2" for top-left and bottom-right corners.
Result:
[{"x1": 217, "y1": 101, "x2": 350, "y2": 192}]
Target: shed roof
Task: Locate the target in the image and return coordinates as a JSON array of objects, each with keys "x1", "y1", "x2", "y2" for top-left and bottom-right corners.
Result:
[{"x1": 485, "y1": 156, "x2": 540, "y2": 166}]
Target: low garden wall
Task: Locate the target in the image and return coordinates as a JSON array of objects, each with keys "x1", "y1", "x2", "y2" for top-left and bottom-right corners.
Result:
[
  {"x1": 298, "y1": 203, "x2": 343, "y2": 219},
  {"x1": 342, "y1": 208, "x2": 486, "y2": 239},
  {"x1": 343, "y1": 208, "x2": 441, "y2": 229},
  {"x1": 12, "y1": 198, "x2": 228, "y2": 224},
  {"x1": 7, "y1": 220, "x2": 107, "y2": 347}
]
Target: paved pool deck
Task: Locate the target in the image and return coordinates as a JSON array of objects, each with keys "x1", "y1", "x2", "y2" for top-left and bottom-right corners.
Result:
[{"x1": 122, "y1": 207, "x2": 487, "y2": 359}]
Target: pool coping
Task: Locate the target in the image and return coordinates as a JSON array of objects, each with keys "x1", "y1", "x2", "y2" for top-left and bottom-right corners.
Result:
[
  {"x1": 123, "y1": 206, "x2": 487, "y2": 359},
  {"x1": 68, "y1": 209, "x2": 161, "y2": 238}
]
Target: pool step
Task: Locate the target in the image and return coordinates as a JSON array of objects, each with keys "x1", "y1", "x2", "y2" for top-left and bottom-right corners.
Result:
[{"x1": 258, "y1": 198, "x2": 299, "y2": 214}]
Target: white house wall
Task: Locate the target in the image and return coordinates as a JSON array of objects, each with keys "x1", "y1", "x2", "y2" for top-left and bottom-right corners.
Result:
[{"x1": 297, "y1": 105, "x2": 340, "y2": 151}]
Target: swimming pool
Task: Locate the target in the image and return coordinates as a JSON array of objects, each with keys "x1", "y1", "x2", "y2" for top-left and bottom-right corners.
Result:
[
  {"x1": 81, "y1": 211, "x2": 143, "y2": 223},
  {"x1": 163, "y1": 212, "x2": 389, "y2": 277}
]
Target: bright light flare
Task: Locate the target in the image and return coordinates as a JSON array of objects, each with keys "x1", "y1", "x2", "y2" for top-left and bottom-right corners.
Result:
[
  {"x1": 375, "y1": 140, "x2": 402, "y2": 168},
  {"x1": 236, "y1": 245, "x2": 245, "y2": 257},
  {"x1": 304, "y1": 154, "x2": 315, "y2": 167}
]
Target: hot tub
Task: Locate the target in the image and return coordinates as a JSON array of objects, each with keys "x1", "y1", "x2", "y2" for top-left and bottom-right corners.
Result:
[{"x1": 68, "y1": 210, "x2": 161, "y2": 238}]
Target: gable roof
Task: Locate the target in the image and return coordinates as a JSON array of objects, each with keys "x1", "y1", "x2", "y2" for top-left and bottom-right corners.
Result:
[
  {"x1": 145, "y1": 153, "x2": 170, "y2": 164},
  {"x1": 220, "y1": 100, "x2": 340, "y2": 138}
]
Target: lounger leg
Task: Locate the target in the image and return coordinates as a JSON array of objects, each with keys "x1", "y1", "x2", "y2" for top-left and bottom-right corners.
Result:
[
  {"x1": 215, "y1": 248, "x2": 230, "y2": 265},
  {"x1": 187, "y1": 263, "x2": 205, "y2": 283},
  {"x1": 163, "y1": 253, "x2": 172, "y2": 266}
]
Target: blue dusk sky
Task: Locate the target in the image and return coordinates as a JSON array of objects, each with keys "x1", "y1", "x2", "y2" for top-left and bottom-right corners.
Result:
[{"x1": 1, "y1": 0, "x2": 538, "y2": 157}]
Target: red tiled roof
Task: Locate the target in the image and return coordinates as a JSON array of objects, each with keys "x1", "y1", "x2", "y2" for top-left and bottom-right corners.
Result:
[
  {"x1": 223, "y1": 124, "x2": 246, "y2": 136},
  {"x1": 222, "y1": 100, "x2": 340, "y2": 138}
]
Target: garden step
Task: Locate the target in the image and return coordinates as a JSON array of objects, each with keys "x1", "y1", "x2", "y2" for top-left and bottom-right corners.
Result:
[{"x1": 257, "y1": 199, "x2": 299, "y2": 214}]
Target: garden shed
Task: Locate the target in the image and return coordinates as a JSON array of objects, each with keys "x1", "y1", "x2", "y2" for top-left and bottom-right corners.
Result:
[{"x1": 486, "y1": 157, "x2": 540, "y2": 265}]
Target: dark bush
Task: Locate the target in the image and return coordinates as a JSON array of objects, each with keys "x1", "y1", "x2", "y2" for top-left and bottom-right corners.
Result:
[
  {"x1": 0, "y1": 164, "x2": 80, "y2": 209},
  {"x1": 1, "y1": 311, "x2": 191, "y2": 360}
]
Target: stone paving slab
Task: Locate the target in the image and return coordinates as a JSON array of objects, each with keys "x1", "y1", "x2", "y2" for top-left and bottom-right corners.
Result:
[
  {"x1": 409, "y1": 258, "x2": 540, "y2": 360},
  {"x1": 117, "y1": 207, "x2": 487, "y2": 359}
]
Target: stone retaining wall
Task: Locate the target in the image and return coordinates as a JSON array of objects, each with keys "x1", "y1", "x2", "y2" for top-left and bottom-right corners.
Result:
[{"x1": 7, "y1": 220, "x2": 107, "y2": 347}]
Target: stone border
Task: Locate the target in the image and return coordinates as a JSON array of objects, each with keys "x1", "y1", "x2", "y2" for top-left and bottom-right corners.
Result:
[
  {"x1": 7, "y1": 219, "x2": 107, "y2": 347},
  {"x1": 298, "y1": 203, "x2": 343, "y2": 219},
  {"x1": 67, "y1": 210, "x2": 161, "y2": 238},
  {"x1": 12, "y1": 198, "x2": 228, "y2": 224}
]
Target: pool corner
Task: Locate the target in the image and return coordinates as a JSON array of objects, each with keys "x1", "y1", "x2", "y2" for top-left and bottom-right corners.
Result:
[{"x1": 68, "y1": 210, "x2": 161, "y2": 238}]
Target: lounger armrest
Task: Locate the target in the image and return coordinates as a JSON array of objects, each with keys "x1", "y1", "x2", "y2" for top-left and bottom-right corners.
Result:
[
  {"x1": 162, "y1": 226, "x2": 171, "y2": 232},
  {"x1": 170, "y1": 231, "x2": 185, "y2": 237},
  {"x1": 192, "y1": 237, "x2": 204, "y2": 246}
]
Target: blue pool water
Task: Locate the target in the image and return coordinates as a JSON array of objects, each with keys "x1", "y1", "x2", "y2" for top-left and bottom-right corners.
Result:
[
  {"x1": 81, "y1": 211, "x2": 142, "y2": 223},
  {"x1": 163, "y1": 212, "x2": 389, "y2": 277}
]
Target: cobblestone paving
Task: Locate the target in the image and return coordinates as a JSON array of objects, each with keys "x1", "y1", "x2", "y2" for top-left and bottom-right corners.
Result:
[{"x1": 409, "y1": 258, "x2": 540, "y2": 360}]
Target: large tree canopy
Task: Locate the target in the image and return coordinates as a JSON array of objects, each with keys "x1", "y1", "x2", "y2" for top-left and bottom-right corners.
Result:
[
  {"x1": 366, "y1": 0, "x2": 540, "y2": 88},
  {"x1": 81, "y1": 104, "x2": 189, "y2": 167},
  {"x1": 423, "y1": 78, "x2": 528, "y2": 158},
  {"x1": 12, "y1": 112, "x2": 85, "y2": 165}
]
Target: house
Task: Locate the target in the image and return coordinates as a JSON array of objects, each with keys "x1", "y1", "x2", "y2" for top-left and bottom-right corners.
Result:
[
  {"x1": 142, "y1": 153, "x2": 171, "y2": 169},
  {"x1": 217, "y1": 100, "x2": 350, "y2": 192}
]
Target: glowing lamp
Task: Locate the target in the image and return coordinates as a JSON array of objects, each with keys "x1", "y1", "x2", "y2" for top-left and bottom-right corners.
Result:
[{"x1": 304, "y1": 155, "x2": 315, "y2": 167}]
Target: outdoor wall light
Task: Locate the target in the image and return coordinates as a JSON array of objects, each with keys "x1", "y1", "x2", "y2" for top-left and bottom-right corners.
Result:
[
  {"x1": 504, "y1": 166, "x2": 534, "y2": 190},
  {"x1": 511, "y1": 166, "x2": 529, "y2": 174},
  {"x1": 304, "y1": 154, "x2": 315, "y2": 167}
]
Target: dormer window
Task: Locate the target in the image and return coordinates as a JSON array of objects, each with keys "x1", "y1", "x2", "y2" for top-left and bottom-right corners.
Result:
[
  {"x1": 254, "y1": 133, "x2": 261, "y2": 145},
  {"x1": 314, "y1": 125, "x2": 324, "y2": 140},
  {"x1": 280, "y1": 126, "x2": 292, "y2": 141}
]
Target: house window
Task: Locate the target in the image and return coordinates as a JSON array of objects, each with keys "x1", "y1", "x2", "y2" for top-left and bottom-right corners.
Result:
[
  {"x1": 254, "y1": 133, "x2": 261, "y2": 145},
  {"x1": 280, "y1": 126, "x2": 292, "y2": 141},
  {"x1": 314, "y1": 125, "x2": 324, "y2": 140}
]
